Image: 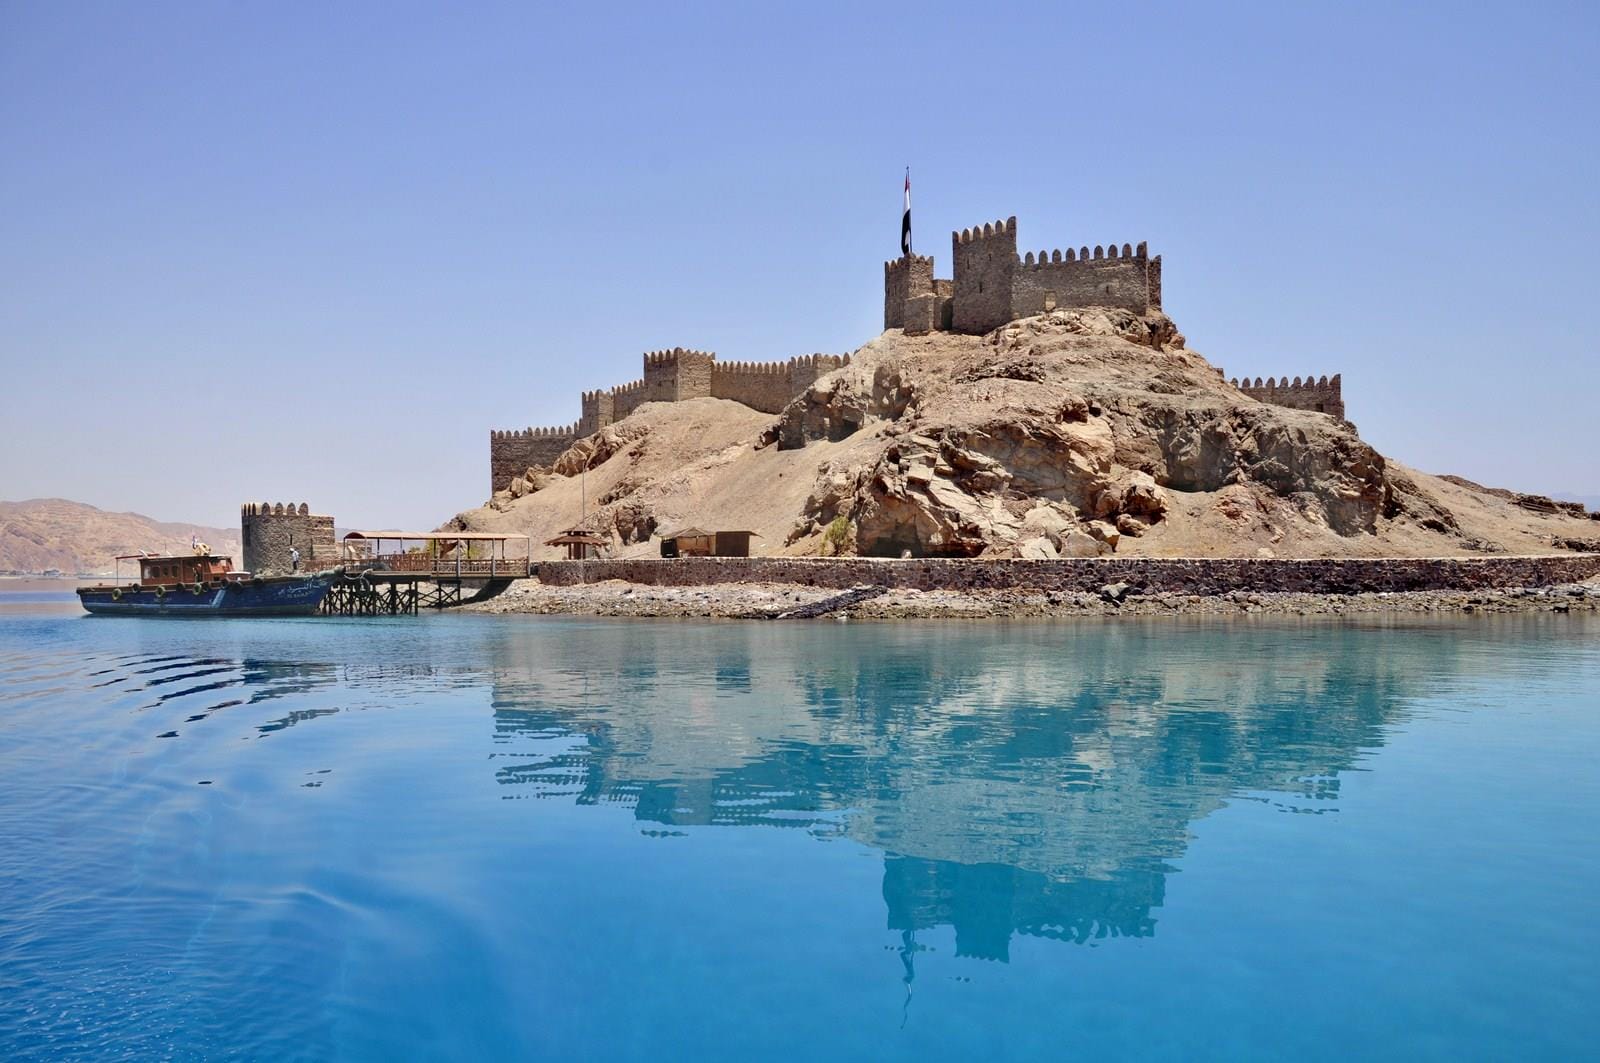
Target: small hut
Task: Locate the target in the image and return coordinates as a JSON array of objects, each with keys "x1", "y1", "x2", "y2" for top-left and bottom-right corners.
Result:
[{"x1": 660, "y1": 528, "x2": 760, "y2": 558}]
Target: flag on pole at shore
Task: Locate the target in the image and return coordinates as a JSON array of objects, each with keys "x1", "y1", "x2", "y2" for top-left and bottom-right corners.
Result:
[{"x1": 901, "y1": 169, "x2": 912, "y2": 256}]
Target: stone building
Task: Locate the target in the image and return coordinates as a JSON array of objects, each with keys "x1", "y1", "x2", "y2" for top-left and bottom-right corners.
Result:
[{"x1": 240, "y1": 501, "x2": 338, "y2": 575}]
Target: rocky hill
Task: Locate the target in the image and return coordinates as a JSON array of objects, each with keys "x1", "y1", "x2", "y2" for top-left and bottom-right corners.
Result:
[
  {"x1": 0, "y1": 499, "x2": 240, "y2": 576},
  {"x1": 452, "y1": 309, "x2": 1597, "y2": 560}
]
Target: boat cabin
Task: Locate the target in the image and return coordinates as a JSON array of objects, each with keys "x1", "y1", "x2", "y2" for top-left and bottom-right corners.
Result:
[{"x1": 119, "y1": 553, "x2": 236, "y2": 588}]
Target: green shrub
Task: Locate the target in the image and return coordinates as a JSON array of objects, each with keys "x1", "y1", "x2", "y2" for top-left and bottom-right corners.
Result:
[{"x1": 822, "y1": 516, "x2": 852, "y2": 557}]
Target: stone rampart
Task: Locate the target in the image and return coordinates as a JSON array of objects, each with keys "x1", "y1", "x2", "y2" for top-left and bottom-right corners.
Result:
[
  {"x1": 711, "y1": 359, "x2": 795, "y2": 414},
  {"x1": 240, "y1": 501, "x2": 338, "y2": 576},
  {"x1": 536, "y1": 555, "x2": 1600, "y2": 595},
  {"x1": 489, "y1": 426, "x2": 579, "y2": 492},
  {"x1": 1231, "y1": 374, "x2": 1345, "y2": 420},
  {"x1": 704, "y1": 354, "x2": 856, "y2": 413},
  {"x1": 1011, "y1": 242, "x2": 1160, "y2": 317}
]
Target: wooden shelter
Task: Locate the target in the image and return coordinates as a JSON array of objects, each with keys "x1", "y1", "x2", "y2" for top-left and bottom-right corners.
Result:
[
  {"x1": 544, "y1": 530, "x2": 610, "y2": 560},
  {"x1": 339, "y1": 531, "x2": 532, "y2": 578},
  {"x1": 660, "y1": 528, "x2": 760, "y2": 558}
]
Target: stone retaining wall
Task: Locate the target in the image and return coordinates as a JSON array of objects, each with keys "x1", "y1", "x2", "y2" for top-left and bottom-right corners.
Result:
[{"x1": 536, "y1": 555, "x2": 1600, "y2": 595}]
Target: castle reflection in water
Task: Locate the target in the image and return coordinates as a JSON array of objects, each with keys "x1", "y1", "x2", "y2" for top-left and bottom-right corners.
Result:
[{"x1": 477, "y1": 620, "x2": 1452, "y2": 963}]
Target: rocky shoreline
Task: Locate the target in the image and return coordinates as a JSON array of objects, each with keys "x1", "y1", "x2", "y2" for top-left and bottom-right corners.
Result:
[{"x1": 463, "y1": 576, "x2": 1600, "y2": 620}]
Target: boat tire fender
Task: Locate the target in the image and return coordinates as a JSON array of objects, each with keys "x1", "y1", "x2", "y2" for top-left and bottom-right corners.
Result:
[{"x1": 192, "y1": 581, "x2": 204, "y2": 595}]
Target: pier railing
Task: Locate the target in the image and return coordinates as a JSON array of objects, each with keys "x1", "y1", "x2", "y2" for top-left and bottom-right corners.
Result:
[{"x1": 345, "y1": 553, "x2": 531, "y2": 579}]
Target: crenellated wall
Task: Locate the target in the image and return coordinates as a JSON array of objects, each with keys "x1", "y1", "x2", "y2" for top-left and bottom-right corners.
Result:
[
  {"x1": 1230, "y1": 374, "x2": 1345, "y2": 420},
  {"x1": 1011, "y1": 241, "x2": 1161, "y2": 317},
  {"x1": 240, "y1": 501, "x2": 337, "y2": 576},
  {"x1": 703, "y1": 353, "x2": 858, "y2": 413},
  {"x1": 710, "y1": 358, "x2": 793, "y2": 413},
  {"x1": 489, "y1": 425, "x2": 580, "y2": 493}
]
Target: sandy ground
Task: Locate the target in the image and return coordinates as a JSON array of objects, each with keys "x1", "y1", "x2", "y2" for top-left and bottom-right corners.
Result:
[{"x1": 463, "y1": 574, "x2": 1600, "y2": 621}]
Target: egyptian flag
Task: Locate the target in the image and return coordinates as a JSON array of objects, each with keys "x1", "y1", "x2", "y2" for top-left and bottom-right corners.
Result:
[{"x1": 900, "y1": 169, "x2": 912, "y2": 256}]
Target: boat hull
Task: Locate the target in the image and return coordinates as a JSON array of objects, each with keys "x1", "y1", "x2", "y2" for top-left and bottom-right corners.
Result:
[{"x1": 77, "y1": 573, "x2": 337, "y2": 617}]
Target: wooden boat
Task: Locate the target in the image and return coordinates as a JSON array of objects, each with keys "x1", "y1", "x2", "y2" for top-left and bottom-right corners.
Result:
[{"x1": 76, "y1": 552, "x2": 339, "y2": 617}]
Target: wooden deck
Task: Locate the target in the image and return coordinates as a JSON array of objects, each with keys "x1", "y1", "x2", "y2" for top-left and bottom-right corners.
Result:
[{"x1": 332, "y1": 532, "x2": 533, "y2": 606}]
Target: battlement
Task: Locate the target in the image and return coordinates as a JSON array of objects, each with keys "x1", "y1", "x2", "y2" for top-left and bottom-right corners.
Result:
[
  {"x1": 884, "y1": 253, "x2": 933, "y2": 273},
  {"x1": 643, "y1": 346, "x2": 714, "y2": 368},
  {"x1": 241, "y1": 501, "x2": 315, "y2": 517},
  {"x1": 239, "y1": 500, "x2": 336, "y2": 574},
  {"x1": 955, "y1": 217, "x2": 1018, "y2": 244},
  {"x1": 1229, "y1": 373, "x2": 1346, "y2": 420},
  {"x1": 490, "y1": 424, "x2": 580, "y2": 442},
  {"x1": 789, "y1": 353, "x2": 849, "y2": 371},
  {"x1": 1020, "y1": 241, "x2": 1149, "y2": 266}
]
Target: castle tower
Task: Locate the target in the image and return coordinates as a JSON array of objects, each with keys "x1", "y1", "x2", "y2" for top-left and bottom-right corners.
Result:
[
  {"x1": 951, "y1": 217, "x2": 1019, "y2": 334},
  {"x1": 240, "y1": 502, "x2": 338, "y2": 575},
  {"x1": 641, "y1": 347, "x2": 716, "y2": 402}
]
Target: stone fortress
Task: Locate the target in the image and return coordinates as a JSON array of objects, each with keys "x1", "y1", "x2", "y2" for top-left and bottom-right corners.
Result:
[
  {"x1": 884, "y1": 216, "x2": 1162, "y2": 333},
  {"x1": 490, "y1": 213, "x2": 1342, "y2": 492}
]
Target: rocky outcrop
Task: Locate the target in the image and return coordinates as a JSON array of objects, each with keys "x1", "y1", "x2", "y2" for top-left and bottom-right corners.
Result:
[
  {"x1": 554, "y1": 421, "x2": 652, "y2": 476},
  {"x1": 780, "y1": 308, "x2": 1409, "y2": 557}
]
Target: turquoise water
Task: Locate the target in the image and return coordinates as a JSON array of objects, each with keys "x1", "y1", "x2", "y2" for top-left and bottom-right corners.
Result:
[{"x1": 2, "y1": 587, "x2": 1598, "y2": 1061}]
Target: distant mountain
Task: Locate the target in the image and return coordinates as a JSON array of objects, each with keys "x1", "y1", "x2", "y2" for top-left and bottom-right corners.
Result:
[{"x1": 0, "y1": 499, "x2": 240, "y2": 576}]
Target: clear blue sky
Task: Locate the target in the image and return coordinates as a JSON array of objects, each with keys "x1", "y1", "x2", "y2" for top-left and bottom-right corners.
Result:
[{"x1": 2, "y1": 1, "x2": 1596, "y2": 529}]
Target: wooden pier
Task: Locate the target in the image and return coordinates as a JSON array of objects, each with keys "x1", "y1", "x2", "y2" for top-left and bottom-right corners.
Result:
[
  {"x1": 313, "y1": 532, "x2": 533, "y2": 617},
  {"x1": 321, "y1": 573, "x2": 423, "y2": 616}
]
